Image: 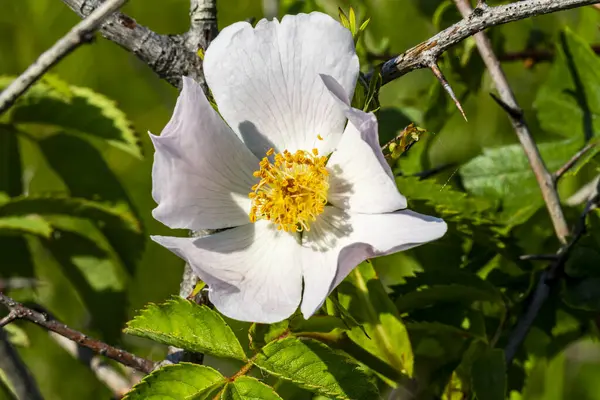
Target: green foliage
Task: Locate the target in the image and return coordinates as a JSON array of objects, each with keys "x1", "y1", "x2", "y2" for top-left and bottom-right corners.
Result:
[
  {"x1": 337, "y1": 262, "x2": 414, "y2": 378},
  {"x1": 0, "y1": 75, "x2": 142, "y2": 158},
  {"x1": 471, "y1": 349, "x2": 506, "y2": 400},
  {"x1": 254, "y1": 337, "x2": 378, "y2": 400},
  {"x1": 123, "y1": 364, "x2": 226, "y2": 400},
  {"x1": 3, "y1": 2, "x2": 600, "y2": 400},
  {"x1": 125, "y1": 297, "x2": 247, "y2": 361},
  {"x1": 123, "y1": 298, "x2": 379, "y2": 400}
]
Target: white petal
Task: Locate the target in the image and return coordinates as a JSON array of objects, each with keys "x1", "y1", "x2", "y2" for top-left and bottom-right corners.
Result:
[
  {"x1": 325, "y1": 98, "x2": 407, "y2": 213},
  {"x1": 151, "y1": 221, "x2": 303, "y2": 323},
  {"x1": 151, "y1": 76, "x2": 259, "y2": 230},
  {"x1": 300, "y1": 207, "x2": 447, "y2": 318},
  {"x1": 204, "y1": 12, "x2": 359, "y2": 158}
]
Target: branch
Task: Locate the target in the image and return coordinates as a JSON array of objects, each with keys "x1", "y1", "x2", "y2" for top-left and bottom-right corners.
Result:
[
  {"x1": 0, "y1": 293, "x2": 155, "y2": 374},
  {"x1": 505, "y1": 193, "x2": 600, "y2": 364},
  {"x1": 59, "y1": 0, "x2": 203, "y2": 88},
  {"x1": 553, "y1": 142, "x2": 598, "y2": 182},
  {"x1": 185, "y1": 0, "x2": 218, "y2": 53},
  {"x1": 0, "y1": 0, "x2": 127, "y2": 115},
  {"x1": 381, "y1": 0, "x2": 600, "y2": 85},
  {"x1": 0, "y1": 328, "x2": 44, "y2": 400},
  {"x1": 454, "y1": 0, "x2": 570, "y2": 243},
  {"x1": 50, "y1": 332, "x2": 138, "y2": 397}
]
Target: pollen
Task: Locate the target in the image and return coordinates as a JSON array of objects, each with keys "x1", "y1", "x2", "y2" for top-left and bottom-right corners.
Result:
[{"x1": 249, "y1": 147, "x2": 329, "y2": 232}]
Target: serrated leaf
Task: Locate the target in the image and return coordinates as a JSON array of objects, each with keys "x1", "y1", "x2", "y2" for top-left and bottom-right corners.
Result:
[
  {"x1": 0, "y1": 75, "x2": 142, "y2": 158},
  {"x1": 253, "y1": 336, "x2": 378, "y2": 400},
  {"x1": 123, "y1": 363, "x2": 225, "y2": 400},
  {"x1": 337, "y1": 262, "x2": 414, "y2": 377},
  {"x1": 396, "y1": 176, "x2": 496, "y2": 224},
  {"x1": 471, "y1": 349, "x2": 506, "y2": 400},
  {"x1": 396, "y1": 284, "x2": 500, "y2": 314},
  {"x1": 0, "y1": 215, "x2": 52, "y2": 238},
  {"x1": 459, "y1": 139, "x2": 583, "y2": 211},
  {"x1": 222, "y1": 377, "x2": 283, "y2": 400},
  {"x1": 125, "y1": 297, "x2": 247, "y2": 361},
  {"x1": 535, "y1": 29, "x2": 600, "y2": 143}
]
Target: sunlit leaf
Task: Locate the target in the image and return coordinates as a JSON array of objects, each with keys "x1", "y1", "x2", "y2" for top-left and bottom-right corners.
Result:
[
  {"x1": 125, "y1": 297, "x2": 247, "y2": 361},
  {"x1": 253, "y1": 336, "x2": 378, "y2": 400},
  {"x1": 123, "y1": 363, "x2": 225, "y2": 400}
]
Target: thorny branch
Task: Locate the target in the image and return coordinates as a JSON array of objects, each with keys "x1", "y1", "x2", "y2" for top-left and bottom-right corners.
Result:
[
  {"x1": 59, "y1": 0, "x2": 600, "y2": 90},
  {"x1": 505, "y1": 193, "x2": 600, "y2": 364},
  {"x1": 0, "y1": 0, "x2": 127, "y2": 115},
  {"x1": 454, "y1": 0, "x2": 570, "y2": 243},
  {"x1": 380, "y1": 0, "x2": 600, "y2": 85},
  {"x1": 0, "y1": 293, "x2": 155, "y2": 374}
]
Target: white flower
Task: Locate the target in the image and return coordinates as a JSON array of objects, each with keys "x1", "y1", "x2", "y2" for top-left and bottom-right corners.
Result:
[{"x1": 150, "y1": 12, "x2": 447, "y2": 324}]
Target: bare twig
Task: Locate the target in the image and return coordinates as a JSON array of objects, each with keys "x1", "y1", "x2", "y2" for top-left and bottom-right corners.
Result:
[
  {"x1": 0, "y1": 0, "x2": 127, "y2": 115},
  {"x1": 380, "y1": 0, "x2": 600, "y2": 85},
  {"x1": 185, "y1": 0, "x2": 218, "y2": 53},
  {"x1": 0, "y1": 293, "x2": 155, "y2": 374},
  {"x1": 0, "y1": 328, "x2": 44, "y2": 400},
  {"x1": 553, "y1": 142, "x2": 598, "y2": 182},
  {"x1": 454, "y1": 0, "x2": 569, "y2": 243},
  {"x1": 59, "y1": 0, "x2": 203, "y2": 88},
  {"x1": 505, "y1": 193, "x2": 600, "y2": 363}
]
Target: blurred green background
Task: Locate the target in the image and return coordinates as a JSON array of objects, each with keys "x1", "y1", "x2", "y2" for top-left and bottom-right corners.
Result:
[{"x1": 1, "y1": 0, "x2": 600, "y2": 399}]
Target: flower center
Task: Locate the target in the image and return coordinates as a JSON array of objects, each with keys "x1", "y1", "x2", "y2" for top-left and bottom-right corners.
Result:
[{"x1": 249, "y1": 147, "x2": 329, "y2": 232}]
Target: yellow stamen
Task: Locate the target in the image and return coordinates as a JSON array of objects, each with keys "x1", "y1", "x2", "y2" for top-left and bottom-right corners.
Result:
[{"x1": 248, "y1": 148, "x2": 329, "y2": 232}]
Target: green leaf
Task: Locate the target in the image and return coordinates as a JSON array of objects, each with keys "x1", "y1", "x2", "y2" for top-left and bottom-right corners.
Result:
[
  {"x1": 4, "y1": 324, "x2": 30, "y2": 347},
  {"x1": 253, "y1": 336, "x2": 378, "y2": 400},
  {"x1": 459, "y1": 138, "x2": 583, "y2": 211},
  {"x1": 0, "y1": 215, "x2": 52, "y2": 238},
  {"x1": 0, "y1": 124, "x2": 22, "y2": 197},
  {"x1": 535, "y1": 29, "x2": 600, "y2": 143},
  {"x1": 125, "y1": 297, "x2": 247, "y2": 361},
  {"x1": 396, "y1": 284, "x2": 501, "y2": 314},
  {"x1": 0, "y1": 195, "x2": 141, "y2": 237},
  {"x1": 471, "y1": 349, "x2": 506, "y2": 400},
  {"x1": 123, "y1": 363, "x2": 225, "y2": 400},
  {"x1": 337, "y1": 262, "x2": 414, "y2": 376},
  {"x1": 222, "y1": 377, "x2": 283, "y2": 400},
  {"x1": 0, "y1": 75, "x2": 142, "y2": 158},
  {"x1": 37, "y1": 133, "x2": 145, "y2": 273},
  {"x1": 249, "y1": 321, "x2": 289, "y2": 352},
  {"x1": 396, "y1": 176, "x2": 497, "y2": 225},
  {"x1": 289, "y1": 315, "x2": 347, "y2": 334}
]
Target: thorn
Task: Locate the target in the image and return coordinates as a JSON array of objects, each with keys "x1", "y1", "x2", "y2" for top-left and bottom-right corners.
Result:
[
  {"x1": 489, "y1": 92, "x2": 523, "y2": 120},
  {"x1": 429, "y1": 63, "x2": 467, "y2": 121}
]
